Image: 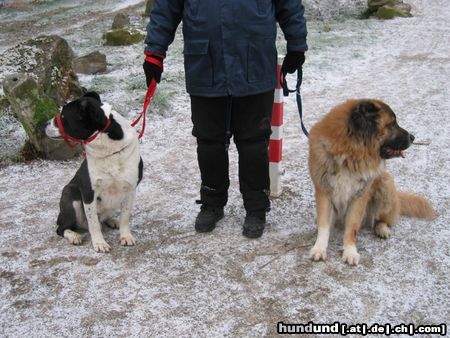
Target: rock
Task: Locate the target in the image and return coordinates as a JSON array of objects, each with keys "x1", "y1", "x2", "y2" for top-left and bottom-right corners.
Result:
[
  {"x1": 73, "y1": 51, "x2": 107, "y2": 75},
  {"x1": 0, "y1": 35, "x2": 83, "y2": 106},
  {"x1": 0, "y1": 35, "x2": 83, "y2": 161},
  {"x1": 144, "y1": 0, "x2": 154, "y2": 16},
  {"x1": 104, "y1": 29, "x2": 145, "y2": 46},
  {"x1": 376, "y1": 3, "x2": 412, "y2": 19},
  {"x1": 367, "y1": 0, "x2": 402, "y2": 12},
  {"x1": 112, "y1": 12, "x2": 130, "y2": 29},
  {"x1": 3, "y1": 74, "x2": 81, "y2": 160},
  {"x1": 367, "y1": 0, "x2": 412, "y2": 19},
  {"x1": 0, "y1": 96, "x2": 10, "y2": 116}
]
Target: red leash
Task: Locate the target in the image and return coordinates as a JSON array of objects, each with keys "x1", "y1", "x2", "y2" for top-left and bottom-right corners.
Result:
[
  {"x1": 56, "y1": 80, "x2": 156, "y2": 147},
  {"x1": 132, "y1": 79, "x2": 157, "y2": 139}
]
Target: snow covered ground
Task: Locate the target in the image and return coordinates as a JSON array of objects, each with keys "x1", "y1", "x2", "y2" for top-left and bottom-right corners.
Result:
[{"x1": 0, "y1": 0, "x2": 449, "y2": 336}]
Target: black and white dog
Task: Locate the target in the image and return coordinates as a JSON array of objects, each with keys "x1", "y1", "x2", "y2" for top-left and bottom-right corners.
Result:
[{"x1": 45, "y1": 92, "x2": 143, "y2": 252}]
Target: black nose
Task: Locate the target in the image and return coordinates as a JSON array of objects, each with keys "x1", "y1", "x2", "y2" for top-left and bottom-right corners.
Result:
[{"x1": 409, "y1": 134, "x2": 415, "y2": 143}]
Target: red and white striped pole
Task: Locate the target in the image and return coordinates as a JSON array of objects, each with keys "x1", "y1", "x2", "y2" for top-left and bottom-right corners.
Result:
[{"x1": 269, "y1": 57, "x2": 284, "y2": 197}]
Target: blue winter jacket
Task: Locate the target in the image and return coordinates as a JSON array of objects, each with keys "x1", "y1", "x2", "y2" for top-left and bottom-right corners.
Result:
[{"x1": 145, "y1": 0, "x2": 308, "y2": 97}]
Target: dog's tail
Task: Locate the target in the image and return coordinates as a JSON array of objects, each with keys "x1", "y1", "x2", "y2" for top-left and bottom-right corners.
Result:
[{"x1": 397, "y1": 192, "x2": 436, "y2": 220}]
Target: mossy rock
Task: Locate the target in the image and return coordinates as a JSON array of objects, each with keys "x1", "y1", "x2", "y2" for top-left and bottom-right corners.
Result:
[
  {"x1": 367, "y1": 0, "x2": 403, "y2": 13},
  {"x1": 3, "y1": 74, "x2": 81, "y2": 160},
  {"x1": 104, "y1": 29, "x2": 145, "y2": 46},
  {"x1": 0, "y1": 96, "x2": 11, "y2": 116},
  {"x1": 33, "y1": 96, "x2": 58, "y2": 128},
  {"x1": 1, "y1": 35, "x2": 83, "y2": 106},
  {"x1": 376, "y1": 4, "x2": 412, "y2": 19}
]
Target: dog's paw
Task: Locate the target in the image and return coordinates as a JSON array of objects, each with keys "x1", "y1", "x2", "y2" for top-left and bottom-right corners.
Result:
[
  {"x1": 64, "y1": 230, "x2": 83, "y2": 245},
  {"x1": 342, "y1": 246, "x2": 360, "y2": 265},
  {"x1": 375, "y1": 222, "x2": 391, "y2": 239},
  {"x1": 93, "y1": 240, "x2": 111, "y2": 253},
  {"x1": 310, "y1": 245, "x2": 327, "y2": 261},
  {"x1": 104, "y1": 218, "x2": 120, "y2": 229},
  {"x1": 120, "y1": 234, "x2": 136, "y2": 246}
]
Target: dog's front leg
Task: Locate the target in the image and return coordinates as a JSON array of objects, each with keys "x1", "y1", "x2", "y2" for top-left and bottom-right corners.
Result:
[
  {"x1": 118, "y1": 190, "x2": 136, "y2": 246},
  {"x1": 310, "y1": 187, "x2": 334, "y2": 261},
  {"x1": 342, "y1": 190, "x2": 371, "y2": 265},
  {"x1": 84, "y1": 200, "x2": 111, "y2": 252}
]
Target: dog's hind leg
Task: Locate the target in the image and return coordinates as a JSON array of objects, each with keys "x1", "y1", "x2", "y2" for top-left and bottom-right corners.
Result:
[
  {"x1": 371, "y1": 172, "x2": 401, "y2": 239},
  {"x1": 57, "y1": 211, "x2": 83, "y2": 245},
  {"x1": 57, "y1": 186, "x2": 84, "y2": 245},
  {"x1": 63, "y1": 229, "x2": 83, "y2": 245},
  {"x1": 364, "y1": 204, "x2": 391, "y2": 238},
  {"x1": 104, "y1": 218, "x2": 120, "y2": 229},
  {"x1": 374, "y1": 208, "x2": 399, "y2": 239},
  {"x1": 310, "y1": 187, "x2": 334, "y2": 261},
  {"x1": 375, "y1": 222, "x2": 391, "y2": 239}
]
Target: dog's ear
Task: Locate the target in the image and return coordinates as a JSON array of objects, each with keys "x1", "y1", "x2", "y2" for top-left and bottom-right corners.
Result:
[
  {"x1": 80, "y1": 97, "x2": 94, "y2": 113},
  {"x1": 83, "y1": 92, "x2": 101, "y2": 103},
  {"x1": 106, "y1": 116, "x2": 124, "y2": 140},
  {"x1": 348, "y1": 100, "x2": 379, "y2": 138},
  {"x1": 80, "y1": 97, "x2": 107, "y2": 128}
]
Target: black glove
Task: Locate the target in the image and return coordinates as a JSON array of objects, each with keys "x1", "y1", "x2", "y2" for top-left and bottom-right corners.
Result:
[
  {"x1": 143, "y1": 53, "x2": 164, "y2": 86},
  {"x1": 281, "y1": 51, "x2": 305, "y2": 74}
]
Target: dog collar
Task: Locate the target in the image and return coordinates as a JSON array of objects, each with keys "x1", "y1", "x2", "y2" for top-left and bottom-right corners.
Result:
[{"x1": 55, "y1": 113, "x2": 112, "y2": 148}]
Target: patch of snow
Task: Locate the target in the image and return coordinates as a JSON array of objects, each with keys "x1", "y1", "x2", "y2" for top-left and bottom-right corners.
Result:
[
  {"x1": 112, "y1": 0, "x2": 144, "y2": 12},
  {"x1": 0, "y1": 0, "x2": 449, "y2": 336}
]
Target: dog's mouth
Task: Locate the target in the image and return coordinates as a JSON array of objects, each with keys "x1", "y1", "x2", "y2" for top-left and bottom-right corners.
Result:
[
  {"x1": 44, "y1": 117, "x2": 64, "y2": 139},
  {"x1": 381, "y1": 146, "x2": 405, "y2": 159},
  {"x1": 380, "y1": 132, "x2": 414, "y2": 159},
  {"x1": 47, "y1": 135, "x2": 64, "y2": 140}
]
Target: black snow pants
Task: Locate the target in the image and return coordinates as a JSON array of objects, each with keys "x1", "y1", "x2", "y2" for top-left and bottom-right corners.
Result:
[{"x1": 191, "y1": 90, "x2": 274, "y2": 213}]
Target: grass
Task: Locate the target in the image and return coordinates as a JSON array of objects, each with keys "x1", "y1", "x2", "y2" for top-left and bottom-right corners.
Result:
[{"x1": 84, "y1": 75, "x2": 116, "y2": 95}]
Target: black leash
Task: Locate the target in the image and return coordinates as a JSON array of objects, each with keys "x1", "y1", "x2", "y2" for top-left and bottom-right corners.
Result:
[{"x1": 281, "y1": 67, "x2": 309, "y2": 137}]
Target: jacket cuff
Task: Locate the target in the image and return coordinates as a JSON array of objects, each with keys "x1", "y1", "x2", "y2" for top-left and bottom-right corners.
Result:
[
  {"x1": 286, "y1": 50, "x2": 307, "y2": 54},
  {"x1": 144, "y1": 51, "x2": 165, "y2": 69},
  {"x1": 286, "y1": 40, "x2": 308, "y2": 52},
  {"x1": 144, "y1": 51, "x2": 166, "y2": 59}
]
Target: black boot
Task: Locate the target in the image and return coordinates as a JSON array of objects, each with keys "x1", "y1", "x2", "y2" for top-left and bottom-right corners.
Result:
[
  {"x1": 195, "y1": 205, "x2": 224, "y2": 233},
  {"x1": 242, "y1": 211, "x2": 266, "y2": 238}
]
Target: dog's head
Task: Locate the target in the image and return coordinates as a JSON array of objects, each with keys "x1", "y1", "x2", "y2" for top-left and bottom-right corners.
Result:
[
  {"x1": 348, "y1": 100, "x2": 415, "y2": 159},
  {"x1": 45, "y1": 92, "x2": 121, "y2": 142}
]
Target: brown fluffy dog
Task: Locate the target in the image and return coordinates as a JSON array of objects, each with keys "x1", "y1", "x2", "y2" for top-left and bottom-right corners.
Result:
[{"x1": 308, "y1": 99, "x2": 435, "y2": 265}]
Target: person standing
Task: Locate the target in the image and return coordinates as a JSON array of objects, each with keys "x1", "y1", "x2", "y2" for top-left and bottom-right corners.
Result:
[{"x1": 144, "y1": 0, "x2": 307, "y2": 238}]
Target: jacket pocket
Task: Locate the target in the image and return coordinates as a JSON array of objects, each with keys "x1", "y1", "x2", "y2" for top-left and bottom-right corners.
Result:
[
  {"x1": 257, "y1": 0, "x2": 272, "y2": 15},
  {"x1": 184, "y1": 40, "x2": 213, "y2": 88},
  {"x1": 247, "y1": 39, "x2": 277, "y2": 83},
  {"x1": 187, "y1": 0, "x2": 199, "y2": 17}
]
